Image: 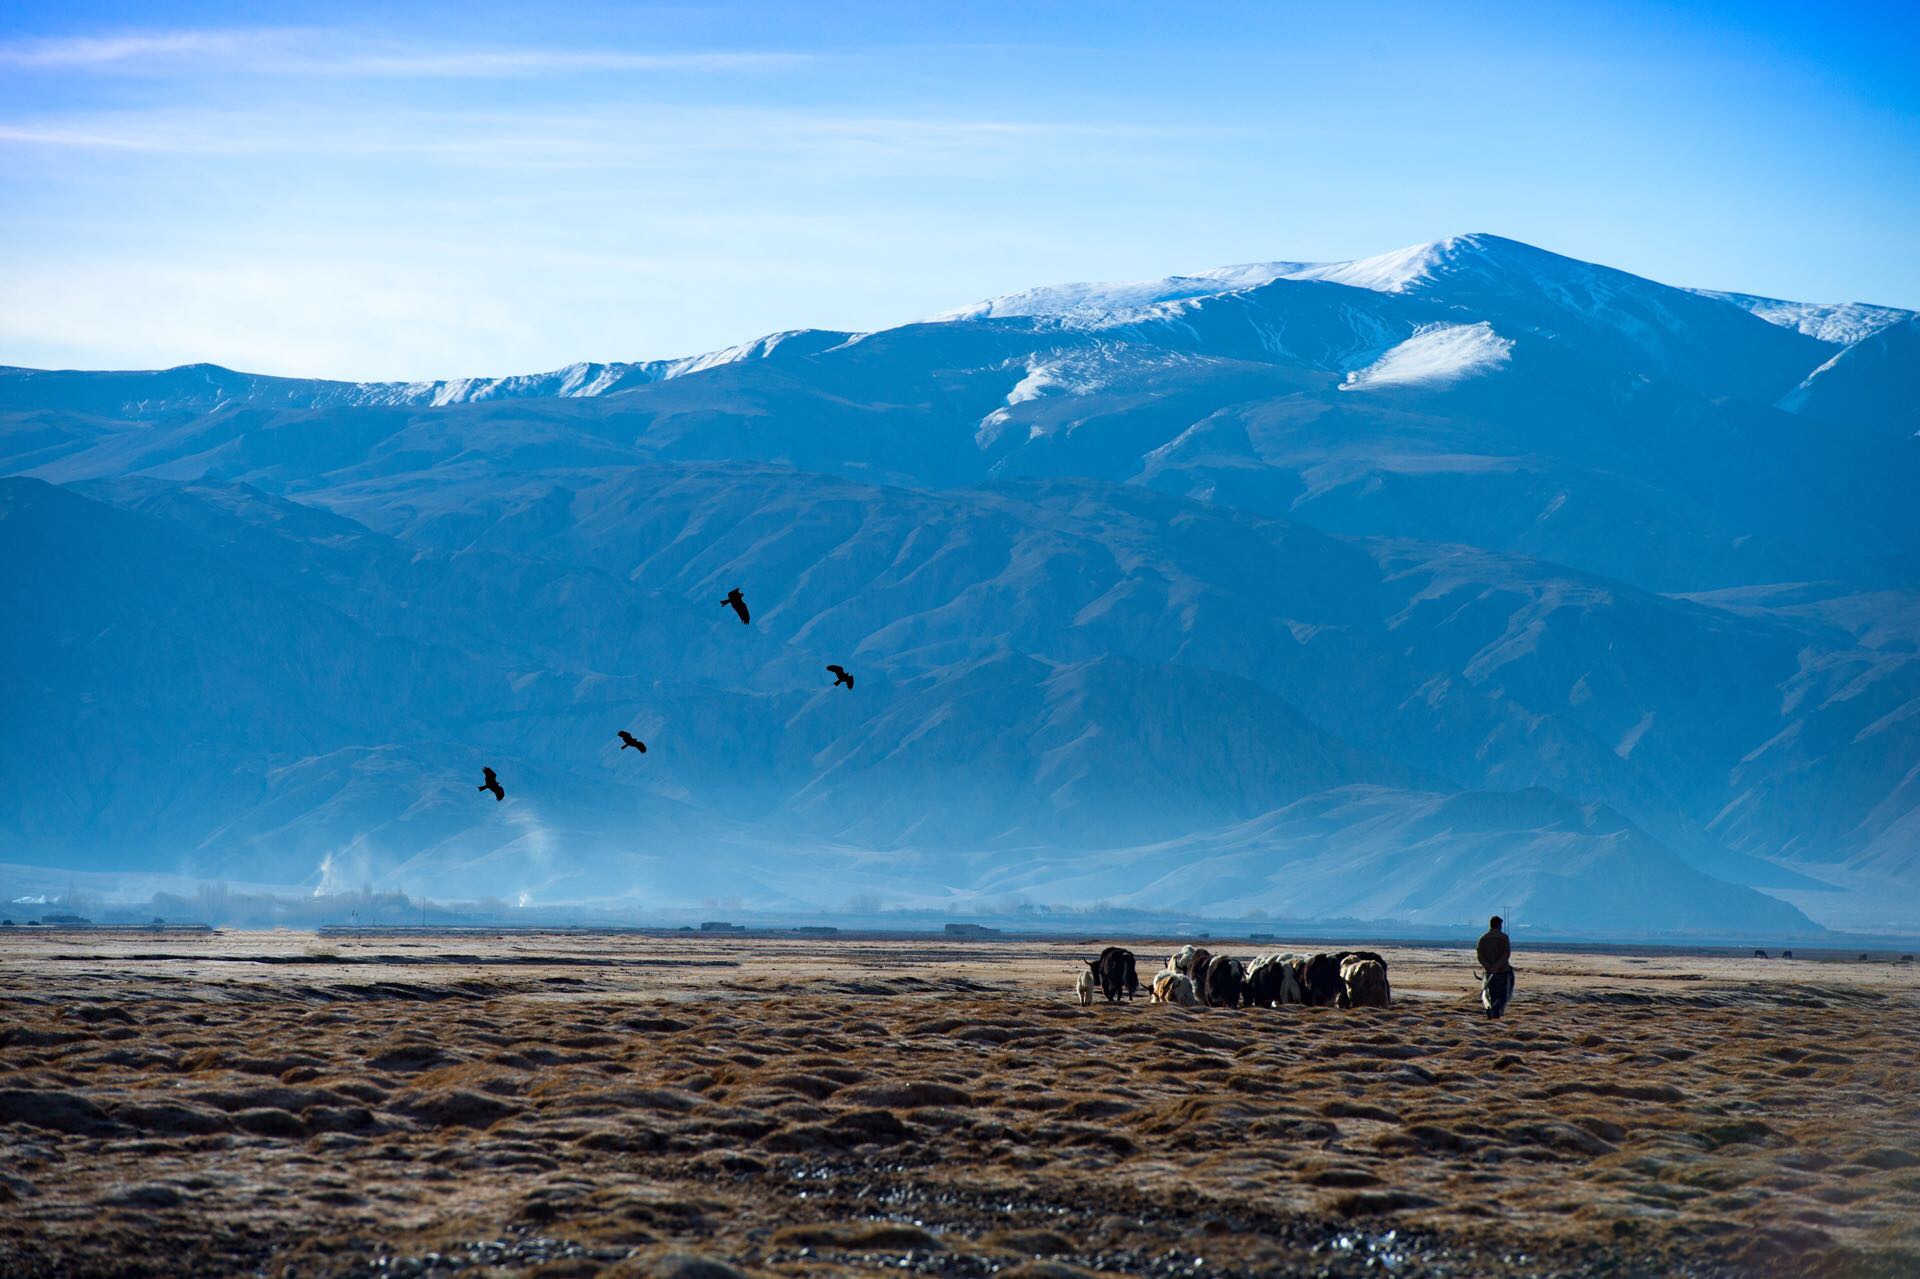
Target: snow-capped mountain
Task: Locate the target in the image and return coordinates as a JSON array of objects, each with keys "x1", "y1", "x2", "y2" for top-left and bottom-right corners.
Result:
[
  {"x1": 0, "y1": 328, "x2": 851, "y2": 422},
  {"x1": 3, "y1": 235, "x2": 1914, "y2": 935}
]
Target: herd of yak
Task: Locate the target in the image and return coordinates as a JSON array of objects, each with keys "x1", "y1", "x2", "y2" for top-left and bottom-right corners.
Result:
[{"x1": 1077, "y1": 944, "x2": 1391, "y2": 1011}]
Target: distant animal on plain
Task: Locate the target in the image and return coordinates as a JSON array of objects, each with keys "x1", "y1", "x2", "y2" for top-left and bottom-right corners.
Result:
[
  {"x1": 1780, "y1": 950, "x2": 1793, "y2": 959},
  {"x1": 1277, "y1": 954, "x2": 1309, "y2": 1005},
  {"x1": 826, "y1": 664, "x2": 854, "y2": 690},
  {"x1": 1340, "y1": 956, "x2": 1392, "y2": 1008},
  {"x1": 1902, "y1": 955, "x2": 1915, "y2": 965},
  {"x1": 1184, "y1": 947, "x2": 1213, "y2": 992},
  {"x1": 1074, "y1": 966, "x2": 1095, "y2": 1007},
  {"x1": 478, "y1": 767, "x2": 504, "y2": 802},
  {"x1": 721, "y1": 588, "x2": 750, "y2": 625},
  {"x1": 1150, "y1": 970, "x2": 1200, "y2": 1007},
  {"x1": 617, "y1": 731, "x2": 647, "y2": 753},
  {"x1": 1243, "y1": 953, "x2": 1304, "y2": 1007},
  {"x1": 1754, "y1": 949, "x2": 1769, "y2": 959},
  {"x1": 1242, "y1": 953, "x2": 1279, "y2": 1007},
  {"x1": 1105, "y1": 944, "x2": 1128, "y2": 998},
  {"x1": 1093, "y1": 946, "x2": 1138, "y2": 1003},
  {"x1": 1482, "y1": 965, "x2": 1515, "y2": 1018},
  {"x1": 1300, "y1": 953, "x2": 1345, "y2": 1006},
  {"x1": 1859, "y1": 953, "x2": 1870, "y2": 962},
  {"x1": 1203, "y1": 954, "x2": 1245, "y2": 1008}
]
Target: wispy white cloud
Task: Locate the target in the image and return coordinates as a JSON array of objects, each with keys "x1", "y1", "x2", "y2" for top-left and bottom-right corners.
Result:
[
  {"x1": 0, "y1": 102, "x2": 1230, "y2": 171},
  {"x1": 0, "y1": 27, "x2": 809, "y2": 77},
  {"x1": 313, "y1": 49, "x2": 812, "y2": 77},
  {"x1": 0, "y1": 28, "x2": 284, "y2": 68}
]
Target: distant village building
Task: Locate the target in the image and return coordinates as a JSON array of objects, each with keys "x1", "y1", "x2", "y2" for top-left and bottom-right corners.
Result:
[{"x1": 698, "y1": 921, "x2": 746, "y2": 933}]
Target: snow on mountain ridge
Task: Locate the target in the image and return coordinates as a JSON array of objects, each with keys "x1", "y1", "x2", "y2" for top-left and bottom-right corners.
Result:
[
  {"x1": 653, "y1": 327, "x2": 856, "y2": 380},
  {"x1": 388, "y1": 329, "x2": 856, "y2": 405},
  {"x1": 1285, "y1": 237, "x2": 1472, "y2": 293},
  {"x1": 925, "y1": 238, "x2": 1523, "y2": 325},
  {"x1": 411, "y1": 360, "x2": 654, "y2": 407},
  {"x1": 1687, "y1": 290, "x2": 1915, "y2": 346},
  {"x1": 973, "y1": 345, "x2": 1220, "y2": 447},
  {"x1": 927, "y1": 235, "x2": 1580, "y2": 323},
  {"x1": 0, "y1": 328, "x2": 858, "y2": 421},
  {"x1": 927, "y1": 261, "x2": 1319, "y2": 322},
  {"x1": 1288, "y1": 232, "x2": 1693, "y2": 313},
  {"x1": 1775, "y1": 314, "x2": 1920, "y2": 436},
  {"x1": 1339, "y1": 321, "x2": 1513, "y2": 391}
]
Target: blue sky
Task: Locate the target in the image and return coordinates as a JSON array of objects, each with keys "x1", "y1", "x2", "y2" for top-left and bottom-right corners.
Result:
[{"x1": 3, "y1": 1, "x2": 1916, "y2": 380}]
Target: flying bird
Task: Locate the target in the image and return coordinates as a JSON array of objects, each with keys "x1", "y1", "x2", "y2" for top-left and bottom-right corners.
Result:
[
  {"x1": 617, "y1": 730, "x2": 647, "y2": 753},
  {"x1": 721, "y1": 588, "x2": 750, "y2": 625},
  {"x1": 827, "y1": 664, "x2": 855, "y2": 690},
  {"x1": 478, "y1": 767, "x2": 504, "y2": 802}
]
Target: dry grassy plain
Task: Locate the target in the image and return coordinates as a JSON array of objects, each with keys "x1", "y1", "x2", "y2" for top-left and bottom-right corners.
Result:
[{"x1": 2, "y1": 931, "x2": 1916, "y2": 1278}]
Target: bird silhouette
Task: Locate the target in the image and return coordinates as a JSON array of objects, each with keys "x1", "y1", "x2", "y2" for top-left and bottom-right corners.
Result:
[
  {"x1": 478, "y1": 767, "x2": 504, "y2": 802},
  {"x1": 827, "y1": 664, "x2": 854, "y2": 690},
  {"x1": 721, "y1": 588, "x2": 750, "y2": 625},
  {"x1": 617, "y1": 730, "x2": 647, "y2": 753}
]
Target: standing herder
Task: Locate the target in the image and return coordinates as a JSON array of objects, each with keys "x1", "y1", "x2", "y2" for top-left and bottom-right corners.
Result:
[{"x1": 1477, "y1": 915, "x2": 1515, "y2": 1018}]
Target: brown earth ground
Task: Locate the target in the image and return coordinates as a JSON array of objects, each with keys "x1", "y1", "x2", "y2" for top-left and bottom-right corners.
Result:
[{"x1": 1, "y1": 931, "x2": 1917, "y2": 1278}]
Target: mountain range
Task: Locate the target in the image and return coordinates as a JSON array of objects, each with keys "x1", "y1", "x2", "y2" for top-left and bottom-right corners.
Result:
[{"x1": 4, "y1": 233, "x2": 1915, "y2": 936}]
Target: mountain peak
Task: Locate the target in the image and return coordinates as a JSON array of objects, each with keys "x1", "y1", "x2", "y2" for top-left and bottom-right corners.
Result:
[
  {"x1": 1286, "y1": 233, "x2": 1595, "y2": 295},
  {"x1": 923, "y1": 234, "x2": 1576, "y2": 323}
]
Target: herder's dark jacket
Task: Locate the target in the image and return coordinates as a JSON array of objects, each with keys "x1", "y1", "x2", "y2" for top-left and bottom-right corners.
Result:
[{"x1": 1477, "y1": 929, "x2": 1511, "y2": 972}]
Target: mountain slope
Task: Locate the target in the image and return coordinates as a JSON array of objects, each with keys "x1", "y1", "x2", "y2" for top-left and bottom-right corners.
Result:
[
  {"x1": 974, "y1": 787, "x2": 1815, "y2": 935},
  {"x1": 1778, "y1": 315, "x2": 1920, "y2": 439},
  {"x1": 0, "y1": 466, "x2": 1871, "y2": 932}
]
